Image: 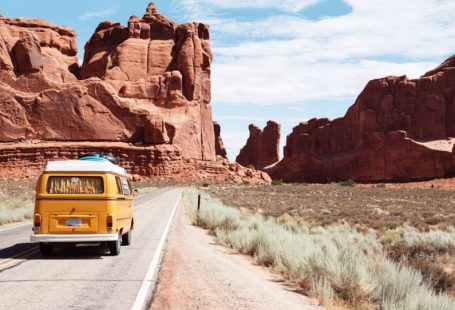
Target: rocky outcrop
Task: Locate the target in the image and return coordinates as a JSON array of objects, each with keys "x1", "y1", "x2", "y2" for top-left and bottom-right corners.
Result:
[
  {"x1": 268, "y1": 56, "x2": 455, "y2": 182},
  {"x1": 213, "y1": 122, "x2": 227, "y2": 159},
  {"x1": 0, "y1": 3, "x2": 271, "y2": 184},
  {"x1": 236, "y1": 121, "x2": 280, "y2": 169},
  {"x1": 0, "y1": 3, "x2": 215, "y2": 160},
  {"x1": 0, "y1": 142, "x2": 271, "y2": 185}
]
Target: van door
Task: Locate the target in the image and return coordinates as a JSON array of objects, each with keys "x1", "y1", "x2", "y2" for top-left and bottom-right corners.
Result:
[{"x1": 115, "y1": 176, "x2": 133, "y2": 232}]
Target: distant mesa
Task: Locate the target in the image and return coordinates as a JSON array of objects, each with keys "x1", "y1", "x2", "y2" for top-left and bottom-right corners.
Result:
[
  {"x1": 236, "y1": 55, "x2": 455, "y2": 183},
  {"x1": 0, "y1": 3, "x2": 270, "y2": 185}
]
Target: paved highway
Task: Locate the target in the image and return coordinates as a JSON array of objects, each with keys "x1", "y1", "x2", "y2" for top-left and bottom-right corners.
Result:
[{"x1": 0, "y1": 188, "x2": 182, "y2": 310}]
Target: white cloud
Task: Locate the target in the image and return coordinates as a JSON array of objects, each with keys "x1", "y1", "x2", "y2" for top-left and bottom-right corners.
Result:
[
  {"x1": 174, "y1": 0, "x2": 455, "y2": 156},
  {"x1": 203, "y1": 0, "x2": 455, "y2": 105},
  {"x1": 78, "y1": 8, "x2": 115, "y2": 21},
  {"x1": 176, "y1": 0, "x2": 322, "y2": 16},
  {"x1": 212, "y1": 59, "x2": 438, "y2": 105}
]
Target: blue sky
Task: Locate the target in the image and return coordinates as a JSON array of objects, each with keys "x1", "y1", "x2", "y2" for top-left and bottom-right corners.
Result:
[{"x1": 2, "y1": 0, "x2": 455, "y2": 159}]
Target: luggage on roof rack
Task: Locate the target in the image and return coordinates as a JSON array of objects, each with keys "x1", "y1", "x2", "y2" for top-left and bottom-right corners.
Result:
[{"x1": 78, "y1": 153, "x2": 118, "y2": 165}]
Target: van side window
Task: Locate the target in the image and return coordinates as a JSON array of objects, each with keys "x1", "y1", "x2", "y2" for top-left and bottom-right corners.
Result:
[
  {"x1": 121, "y1": 177, "x2": 131, "y2": 195},
  {"x1": 115, "y1": 177, "x2": 123, "y2": 195}
]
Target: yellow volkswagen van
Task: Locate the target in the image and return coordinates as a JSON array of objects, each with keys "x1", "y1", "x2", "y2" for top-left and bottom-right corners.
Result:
[{"x1": 30, "y1": 154, "x2": 134, "y2": 256}]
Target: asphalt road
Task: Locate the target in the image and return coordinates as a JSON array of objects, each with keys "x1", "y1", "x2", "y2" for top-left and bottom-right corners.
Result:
[{"x1": 0, "y1": 188, "x2": 182, "y2": 310}]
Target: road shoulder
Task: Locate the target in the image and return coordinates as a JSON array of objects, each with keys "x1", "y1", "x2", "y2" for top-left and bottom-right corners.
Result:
[{"x1": 151, "y1": 199, "x2": 320, "y2": 310}]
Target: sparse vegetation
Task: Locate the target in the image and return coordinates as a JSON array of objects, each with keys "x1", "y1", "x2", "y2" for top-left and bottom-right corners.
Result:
[
  {"x1": 0, "y1": 179, "x2": 35, "y2": 225},
  {"x1": 337, "y1": 179, "x2": 357, "y2": 187},
  {"x1": 187, "y1": 186, "x2": 455, "y2": 309},
  {"x1": 271, "y1": 179, "x2": 283, "y2": 186},
  {"x1": 207, "y1": 184, "x2": 455, "y2": 231}
]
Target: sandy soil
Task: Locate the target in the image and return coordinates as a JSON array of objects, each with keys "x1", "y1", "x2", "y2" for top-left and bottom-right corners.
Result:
[
  {"x1": 416, "y1": 138, "x2": 455, "y2": 151},
  {"x1": 208, "y1": 183, "x2": 455, "y2": 232},
  {"x1": 151, "y1": 205, "x2": 321, "y2": 310}
]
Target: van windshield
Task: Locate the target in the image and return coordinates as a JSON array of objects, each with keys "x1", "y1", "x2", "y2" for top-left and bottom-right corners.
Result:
[{"x1": 46, "y1": 176, "x2": 104, "y2": 194}]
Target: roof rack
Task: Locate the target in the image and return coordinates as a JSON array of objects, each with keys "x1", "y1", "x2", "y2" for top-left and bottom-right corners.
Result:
[{"x1": 78, "y1": 153, "x2": 118, "y2": 165}]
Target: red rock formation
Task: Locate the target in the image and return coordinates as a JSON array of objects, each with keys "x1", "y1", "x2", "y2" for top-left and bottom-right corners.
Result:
[
  {"x1": 213, "y1": 122, "x2": 227, "y2": 159},
  {"x1": 236, "y1": 121, "x2": 280, "y2": 169},
  {"x1": 268, "y1": 56, "x2": 455, "y2": 182},
  {"x1": 0, "y1": 3, "x2": 215, "y2": 160},
  {"x1": 0, "y1": 3, "x2": 271, "y2": 184},
  {"x1": 0, "y1": 142, "x2": 271, "y2": 185}
]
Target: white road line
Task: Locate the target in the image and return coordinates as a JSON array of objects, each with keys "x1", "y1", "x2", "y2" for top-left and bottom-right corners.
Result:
[
  {"x1": 0, "y1": 222, "x2": 31, "y2": 233},
  {"x1": 131, "y1": 189, "x2": 182, "y2": 310}
]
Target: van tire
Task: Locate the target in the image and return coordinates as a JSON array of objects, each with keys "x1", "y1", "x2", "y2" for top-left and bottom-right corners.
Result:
[
  {"x1": 122, "y1": 228, "x2": 132, "y2": 246},
  {"x1": 108, "y1": 234, "x2": 121, "y2": 256},
  {"x1": 39, "y1": 243, "x2": 53, "y2": 256}
]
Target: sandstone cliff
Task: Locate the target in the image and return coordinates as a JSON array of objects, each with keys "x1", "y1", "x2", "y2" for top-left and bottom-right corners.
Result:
[
  {"x1": 0, "y1": 3, "x2": 215, "y2": 160},
  {"x1": 267, "y1": 56, "x2": 455, "y2": 182},
  {"x1": 0, "y1": 3, "x2": 270, "y2": 184},
  {"x1": 236, "y1": 121, "x2": 280, "y2": 169}
]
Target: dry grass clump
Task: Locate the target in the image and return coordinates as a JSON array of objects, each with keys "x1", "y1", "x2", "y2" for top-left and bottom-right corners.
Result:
[
  {"x1": 0, "y1": 179, "x2": 35, "y2": 225},
  {"x1": 382, "y1": 226, "x2": 455, "y2": 295},
  {"x1": 185, "y1": 189, "x2": 455, "y2": 309},
  {"x1": 0, "y1": 196, "x2": 34, "y2": 225}
]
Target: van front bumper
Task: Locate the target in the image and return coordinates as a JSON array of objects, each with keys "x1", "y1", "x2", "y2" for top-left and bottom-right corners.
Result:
[{"x1": 30, "y1": 233, "x2": 118, "y2": 243}]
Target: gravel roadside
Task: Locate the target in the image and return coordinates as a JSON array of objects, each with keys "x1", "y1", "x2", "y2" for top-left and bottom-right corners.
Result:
[{"x1": 151, "y1": 203, "x2": 321, "y2": 310}]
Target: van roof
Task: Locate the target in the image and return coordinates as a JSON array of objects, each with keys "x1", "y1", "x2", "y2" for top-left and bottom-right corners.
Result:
[{"x1": 44, "y1": 160, "x2": 127, "y2": 176}]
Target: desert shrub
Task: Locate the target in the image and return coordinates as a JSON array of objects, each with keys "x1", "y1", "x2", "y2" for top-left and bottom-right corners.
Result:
[
  {"x1": 374, "y1": 260, "x2": 454, "y2": 310},
  {"x1": 391, "y1": 226, "x2": 455, "y2": 255},
  {"x1": 410, "y1": 259, "x2": 454, "y2": 294},
  {"x1": 271, "y1": 179, "x2": 283, "y2": 186},
  {"x1": 185, "y1": 188, "x2": 455, "y2": 309},
  {"x1": 382, "y1": 221, "x2": 400, "y2": 230},
  {"x1": 0, "y1": 196, "x2": 34, "y2": 225},
  {"x1": 337, "y1": 179, "x2": 357, "y2": 187},
  {"x1": 383, "y1": 226, "x2": 455, "y2": 294}
]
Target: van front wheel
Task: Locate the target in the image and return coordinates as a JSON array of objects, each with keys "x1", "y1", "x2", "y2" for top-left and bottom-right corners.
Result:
[
  {"x1": 122, "y1": 228, "x2": 132, "y2": 246},
  {"x1": 108, "y1": 234, "x2": 121, "y2": 256},
  {"x1": 39, "y1": 243, "x2": 53, "y2": 256}
]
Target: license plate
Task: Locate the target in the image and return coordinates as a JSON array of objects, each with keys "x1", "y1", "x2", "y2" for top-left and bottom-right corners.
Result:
[{"x1": 66, "y1": 218, "x2": 82, "y2": 227}]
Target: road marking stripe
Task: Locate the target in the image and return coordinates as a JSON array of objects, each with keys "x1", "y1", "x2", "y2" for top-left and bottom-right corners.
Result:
[
  {"x1": 0, "y1": 247, "x2": 39, "y2": 269},
  {"x1": 0, "y1": 222, "x2": 31, "y2": 233},
  {"x1": 131, "y1": 189, "x2": 182, "y2": 310}
]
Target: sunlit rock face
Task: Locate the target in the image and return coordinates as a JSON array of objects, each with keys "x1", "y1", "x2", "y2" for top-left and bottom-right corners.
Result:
[
  {"x1": 0, "y1": 3, "x2": 272, "y2": 184},
  {"x1": 0, "y1": 3, "x2": 215, "y2": 161}
]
